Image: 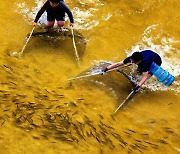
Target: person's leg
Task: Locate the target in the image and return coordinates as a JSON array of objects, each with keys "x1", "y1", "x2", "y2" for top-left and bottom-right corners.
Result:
[
  {"x1": 47, "y1": 21, "x2": 55, "y2": 28},
  {"x1": 47, "y1": 13, "x2": 55, "y2": 28},
  {"x1": 57, "y1": 20, "x2": 65, "y2": 27}
]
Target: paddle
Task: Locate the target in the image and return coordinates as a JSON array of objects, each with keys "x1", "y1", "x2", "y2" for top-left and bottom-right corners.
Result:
[
  {"x1": 71, "y1": 26, "x2": 80, "y2": 66},
  {"x1": 11, "y1": 27, "x2": 35, "y2": 58}
]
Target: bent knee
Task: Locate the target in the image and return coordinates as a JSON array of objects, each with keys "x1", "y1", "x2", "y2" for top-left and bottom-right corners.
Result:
[
  {"x1": 57, "y1": 21, "x2": 65, "y2": 27},
  {"x1": 47, "y1": 21, "x2": 55, "y2": 28}
]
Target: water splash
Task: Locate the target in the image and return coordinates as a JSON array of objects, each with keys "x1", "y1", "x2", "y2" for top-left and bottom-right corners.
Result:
[
  {"x1": 15, "y1": 0, "x2": 47, "y2": 25},
  {"x1": 125, "y1": 24, "x2": 180, "y2": 92},
  {"x1": 72, "y1": 7, "x2": 100, "y2": 30}
]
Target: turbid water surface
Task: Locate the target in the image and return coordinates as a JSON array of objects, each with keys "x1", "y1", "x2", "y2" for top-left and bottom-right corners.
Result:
[{"x1": 0, "y1": 0, "x2": 179, "y2": 153}]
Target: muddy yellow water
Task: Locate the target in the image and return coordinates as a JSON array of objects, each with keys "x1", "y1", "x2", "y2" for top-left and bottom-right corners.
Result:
[{"x1": 0, "y1": 0, "x2": 180, "y2": 153}]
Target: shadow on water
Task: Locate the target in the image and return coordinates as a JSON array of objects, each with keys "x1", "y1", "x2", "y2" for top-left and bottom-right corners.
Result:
[{"x1": 25, "y1": 27, "x2": 87, "y2": 61}]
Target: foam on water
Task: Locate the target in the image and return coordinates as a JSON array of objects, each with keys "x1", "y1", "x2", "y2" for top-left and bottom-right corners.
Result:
[
  {"x1": 125, "y1": 24, "x2": 180, "y2": 93},
  {"x1": 69, "y1": 0, "x2": 104, "y2": 30},
  {"x1": 72, "y1": 7, "x2": 99, "y2": 30},
  {"x1": 15, "y1": 0, "x2": 47, "y2": 25}
]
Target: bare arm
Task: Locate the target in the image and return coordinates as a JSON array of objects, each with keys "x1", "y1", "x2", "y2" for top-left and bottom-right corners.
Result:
[
  {"x1": 60, "y1": 1, "x2": 74, "y2": 23},
  {"x1": 34, "y1": 1, "x2": 48, "y2": 23},
  {"x1": 106, "y1": 61, "x2": 131, "y2": 71},
  {"x1": 137, "y1": 72, "x2": 151, "y2": 87}
]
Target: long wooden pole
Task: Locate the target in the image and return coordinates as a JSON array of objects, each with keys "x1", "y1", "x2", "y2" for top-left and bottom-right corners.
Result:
[
  {"x1": 11, "y1": 27, "x2": 35, "y2": 58},
  {"x1": 19, "y1": 27, "x2": 35, "y2": 57},
  {"x1": 68, "y1": 67, "x2": 120, "y2": 81},
  {"x1": 71, "y1": 26, "x2": 80, "y2": 66},
  {"x1": 114, "y1": 91, "x2": 135, "y2": 114}
]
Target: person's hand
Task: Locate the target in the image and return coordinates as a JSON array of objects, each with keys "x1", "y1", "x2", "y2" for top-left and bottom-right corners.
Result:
[
  {"x1": 70, "y1": 23, "x2": 74, "y2": 27},
  {"x1": 33, "y1": 22, "x2": 37, "y2": 27},
  {"x1": 133, "y1": 85, "x2": 140, "y2": 93},
  {"x1": 101, "y1": 67, "x2": 108, "y2": 75}
]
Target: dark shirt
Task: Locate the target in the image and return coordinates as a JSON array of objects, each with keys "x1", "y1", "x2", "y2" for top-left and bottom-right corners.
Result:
[
  {"x1": 123, "y1": 50, "x2": 162, "y2": 73},
  {"x1": 34, "y1": 0, "x2": 74, "y2": 23}
]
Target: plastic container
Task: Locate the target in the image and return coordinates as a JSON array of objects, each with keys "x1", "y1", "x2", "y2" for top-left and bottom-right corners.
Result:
[{"x1": 149, "y1": 62, "x2": 175, "y2": 86}]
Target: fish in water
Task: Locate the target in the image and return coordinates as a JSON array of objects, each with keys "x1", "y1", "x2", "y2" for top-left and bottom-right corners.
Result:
[
  {"x1": 157, "y1": 139, "x2": 168, "y2": 144},
  {"x1": 1, "y1": 120, "x2": 6, "y2": 126},
  {"x1": 134, "y1": 143, "x2": 148, "y2": 150},
  {"x1": 126, "y1": 128, "x2": 136, "y2": 133},
  {"x1": 144, "y1": 141, "x2": 159, "y2": 148}
]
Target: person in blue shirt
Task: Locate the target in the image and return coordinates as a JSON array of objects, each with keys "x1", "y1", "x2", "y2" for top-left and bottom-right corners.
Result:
[
  {"x1": 103, "y1": 50, "x2": 162, "y2": 93},
  {"x1": 33, "y1": 0, "x2": 74, "y2": 28}
]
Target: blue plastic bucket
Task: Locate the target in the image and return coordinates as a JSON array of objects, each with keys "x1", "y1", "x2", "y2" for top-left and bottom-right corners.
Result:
[{"x1": 149, "y1": 62, "x2": 175, "y2": 86}]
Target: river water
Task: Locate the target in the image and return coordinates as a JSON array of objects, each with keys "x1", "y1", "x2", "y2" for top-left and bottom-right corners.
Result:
[{"x1": 0, "y1": 0, "x2": 179, "y2": 153}]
